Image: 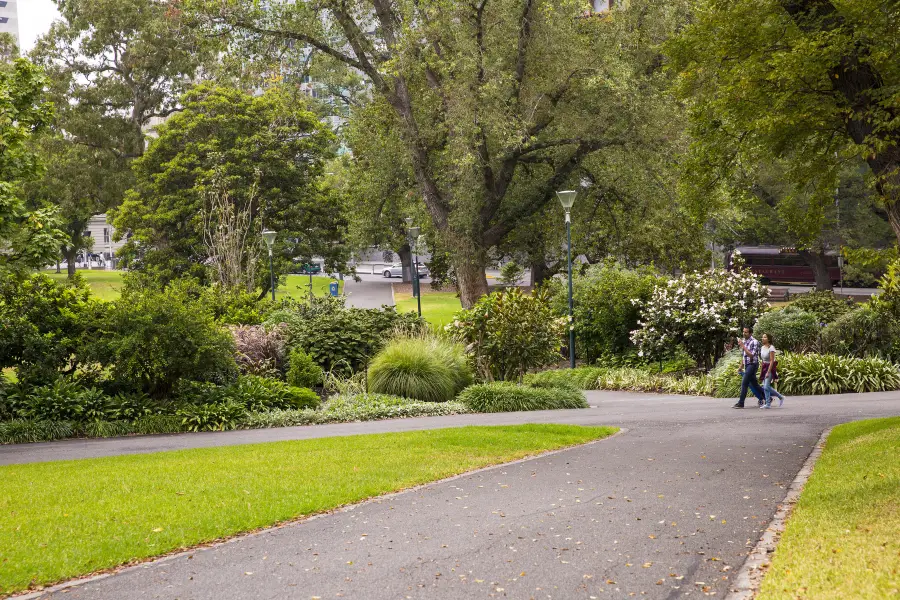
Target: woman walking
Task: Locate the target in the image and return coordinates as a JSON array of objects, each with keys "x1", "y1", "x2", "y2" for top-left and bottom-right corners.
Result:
[{"x1": 759, "y1": 333, "x2": 785, "y2": 409}]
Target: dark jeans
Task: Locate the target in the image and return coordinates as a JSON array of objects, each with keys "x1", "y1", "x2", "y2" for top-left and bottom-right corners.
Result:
[{"x1": 737, "y1": 362, "x2": 765, "y2": 406}]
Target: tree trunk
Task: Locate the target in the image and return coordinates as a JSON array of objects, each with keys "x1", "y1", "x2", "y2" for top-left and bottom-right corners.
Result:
[
  {"x1": 65, "y1": 247, "x2": 78, "y2": 279},
  {"x1": 530, "y1": 260, "x2": 551, "y2": 287},
  {"x1": 456, "y1": 260, "x2": 489, "y2": 308},
  {"x1": 798, "y1": 250, "x2": 834, "y2": 291},
  {"x1": 397, "y1": 244, "x2": 412, "y2": 283}
]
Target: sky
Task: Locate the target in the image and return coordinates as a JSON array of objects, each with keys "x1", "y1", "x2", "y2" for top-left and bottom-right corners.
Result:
[{"x1": 19, "y1": 0, "x2": 62, "y2": 52}]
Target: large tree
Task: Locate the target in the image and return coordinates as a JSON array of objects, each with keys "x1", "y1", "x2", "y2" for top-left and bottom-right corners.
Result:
[
  {"x1": 111, "y1": 84, "x2": 346, "y2": 289},
  {"x1": 191, "y1": 0, "x2": 646, "y2": 306},
  {"x1": 668, "y1": 0, "x2": 900, "y2": 244}
]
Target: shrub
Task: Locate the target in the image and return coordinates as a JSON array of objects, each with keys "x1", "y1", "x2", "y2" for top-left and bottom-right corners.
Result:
[
  {"x1": 631, "y1": 262, "x2": 769, "y2": 369},
  {"x1": 709, "y1": 350, "x2": 743, "y2": 399},
  {"x1": 791, "y1": 291, "x2": 854, "y2": 324},
  {"x1": 87, "y1": 282, "x2": 239, "y2": 397},
  {"x1": 267, "y1": 296, "x2": 424, "y2": 374},
  {"x1": 177, "y1": 400, "x2": 246, "y2": 432},
  {"x1": 286, "y1": 349, "x2": 324, "y2": 389},
  {"x1": 841, "y1": 246, "x2": 898, "y2": 287},
  {"x1": 458, "y1": 383, "x2": 588, "y2": 413},
  {"x1": 449, "y1": 287, "x2": 565, "y2": 382},
  {"x1": 778, "y1": 353, "x2": 900, "y2": 395},
  {"x1": 200, "y1": 287, "x2": 276, "y2": 326},
  {"x1": 367, "y1": 337, "x2": 466, "y2": 403},
  {"x1": 231, "y1": 324, "x2": 287, "y2": 376},
  {"x1": 524, "y1": 368, "x2": 608, "y2": 391},
  {"x1": 497, "y1": 261, "x2": 525, "y2": 286},
  {"x1": 525, "y1": 366, "x2": 713, "y2": 396},
  {"x1": 225, "y1": 375, "x2": 320, "y2": 411},
  {"x1": 0, "y1": 273, "x2": 100, "y2": 385},
  {"x1": 754, "y1": 307, "x2": 821, "y2": 352},
  {"x1": 14, "y1": 380, "x2": 113, "y2": 423},
  {"x1": 819, "y1": 304, "x2": 900, "y2": 361},
  {"x1": 550, "y1": 261, "x2": 662, "y2": 362},
  {"x1": 0, "y1": 420, "x2": 76, "y2": 444}
]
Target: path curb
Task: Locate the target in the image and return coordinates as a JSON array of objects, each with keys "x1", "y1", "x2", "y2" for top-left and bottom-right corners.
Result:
[
  {"x1": 11, "y1": 427, "x2": 626, "y2": 600},
  {"x1": 725, "y1": 426, "x2": 832, "y2": 600}
]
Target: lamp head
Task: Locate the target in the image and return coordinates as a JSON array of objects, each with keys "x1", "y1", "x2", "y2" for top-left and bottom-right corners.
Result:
[
  {"x1": 262, "y1": 230, "x2": 277, "y2": 250},
  {"x1": 409, "y1": 226, "x2": 421, "y2": 240},
  {"x1": 557, "y1": 190, "x2": 577, "y2": 212}
]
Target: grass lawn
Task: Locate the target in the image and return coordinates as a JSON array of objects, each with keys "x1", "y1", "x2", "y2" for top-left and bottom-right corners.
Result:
[
  {"x1": 45, "y1": 270, "x2": 125, "y2": 301},
  {"x1": 395, "y1": 290, "x2": 462, "y2": 328},
  {"x1": 42, "y1": 271, "x2": 342, "y2": 303},
  {"x1": 0, "y1": 424, "x2": 615, "y2": 595},
  {"x1": 757, "y1": 417, "x2": 900, "y2": 600}
]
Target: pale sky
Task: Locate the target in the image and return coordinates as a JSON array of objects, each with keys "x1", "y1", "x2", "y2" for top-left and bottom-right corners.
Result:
[{"x1": 19, "y1": 0, "x2": 62, "y2": 52}]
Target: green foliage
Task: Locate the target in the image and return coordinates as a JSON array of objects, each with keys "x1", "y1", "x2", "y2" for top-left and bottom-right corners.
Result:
[
  {"x1": 15, "y1": 381, "x2": 109, "y2": 423},
  {"x1": 458, "y1": 383, "x2": 588, "y2": 413},
  {"x1": 778, "y1": 353, "x2": 900, "y2": 396},
  {"x1": 755, "y1": 307, "x2": 821, "y2": 353},
  {"x1": 0, "y1": 273, "x2": 100, "y2": 385},
  {"x1": 872, "y1": 259, "x2": 900, "y2": 320},
  {"x1": 791, "y1": 291, "x2": 854, "y2": 324},
  {"x1": 632, "y1": 266, "x2": 770, "y2": 369},
  {"x1": 286, "y1": 349, "x2": 324, "y2": 389},
  {"x1": 524, "y1": 368, "x2": 607, "y2": 391},
  {"x1": 266, "y1": 296, "x2": 424, "y2": 374},
  {"x1": 709, "y1": 350, "x2": 744, "y2": 399},
  {"x1": 842, "y1": 247, "x2": 898, "y2": 287},
  {"x1": 202, "y1": 287, "x2": 277, "y2": 326},
  {"x1": 320, "y1": 394, "x2": 471, "y2": 423},
  {"x1": 551, "y1": 261, "x2": 662, "y2": 362},
  {"x1": 819, "y1": 305, "x2": 900, "y2": 362},
  {"x1": 497, "y1": 261, "x2": 525, "y2": 287},
  {"x1": 0, "y1": 59, "x2": 66, "y2": 275},
  {"x1": 525, "y1": 366, "x2": 716, "y2": 396},
  {"x1": 87, "y1": 283, "x2": 239, "y2": 397},
  {"x1": 226, "y1": 375, "x2": 320, "y2": 411},
  {"x1": 112, "y1": 83, "x2": 344, "y2": 286},
  {"x1": 449, "y1": 288, "x2": 565, "y2": 382},
  {"x1": 178, "y1": 400, "x2": 246, "y2": 432},
  {"x1": 367, "y1": 336, "x2": 470, "y2": 403}
]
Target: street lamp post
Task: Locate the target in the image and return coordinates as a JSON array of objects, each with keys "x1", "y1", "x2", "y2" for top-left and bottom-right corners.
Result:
[
  {"x1": 405, "y1": 217, "x2": 422, "y2": 318},
  {"x1": 557, "y1": 191, "x2": 577, "y2": 369},
  {"x1": 262, "y1": 230, "x2": 277, "y2": 302}
]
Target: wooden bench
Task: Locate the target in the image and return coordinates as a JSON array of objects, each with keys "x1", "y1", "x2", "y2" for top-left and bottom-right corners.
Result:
[{"x1": 768, "y1": 288, "x2": 791, "y2": 301}]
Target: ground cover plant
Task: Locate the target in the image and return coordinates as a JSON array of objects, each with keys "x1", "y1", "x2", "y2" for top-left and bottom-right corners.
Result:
[
  {"x1": 0, "y1": 424, "x2": 617, "y2": 595},
  {"x1": 777, "y1": 353, "x2": 900, "y2": 395},
  {"x1": 757, "y1": 417, "x2": 900, "y2": 600}
]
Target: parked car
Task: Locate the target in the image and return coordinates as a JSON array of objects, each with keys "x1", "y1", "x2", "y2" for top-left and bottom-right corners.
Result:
[
  {"x1": 291, "y1": 262, "x2": 322, "y2": 275},
  {"x1": 382, "y1": 263, "x2": 428, "y2": 279}
]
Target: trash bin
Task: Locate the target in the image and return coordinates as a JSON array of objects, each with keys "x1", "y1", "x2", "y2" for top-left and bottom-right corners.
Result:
[{"x1": 329, "y1": 281, "x2": 339, "y2": 297}]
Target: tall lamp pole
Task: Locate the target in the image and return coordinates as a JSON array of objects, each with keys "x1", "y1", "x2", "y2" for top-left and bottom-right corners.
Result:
[
  {"x1": 409, "y1": 224, "x2": 422, "y2": 318},
  {"x1": 262, "y1": 230, "x2": 277, "y2": 302},
  {"x1": 557, "y1": 191, "x2": 578, "y2": 369}
]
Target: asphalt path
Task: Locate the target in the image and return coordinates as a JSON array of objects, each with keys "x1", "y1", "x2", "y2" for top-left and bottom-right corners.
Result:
[{"x1": 15, "y1": 391, "x2": 900, "y2": 600}]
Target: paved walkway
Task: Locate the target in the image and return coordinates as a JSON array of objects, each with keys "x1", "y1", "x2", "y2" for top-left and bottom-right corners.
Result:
[
  {"x1": 15, "y1": 391, "x2": 900, "y2": 599},
  {"x1": 342, "y1": 274, "x2": 395, "y2": 309}
]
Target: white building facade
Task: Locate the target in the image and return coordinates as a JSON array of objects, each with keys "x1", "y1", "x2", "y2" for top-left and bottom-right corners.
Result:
[{"x1": 0, "y1": 0, "x2": 19, "y2": 47}]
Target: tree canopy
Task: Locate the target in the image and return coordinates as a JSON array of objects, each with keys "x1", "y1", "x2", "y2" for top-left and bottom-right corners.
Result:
[{"x1": 111, "y1": 84, "x2": 346, "y2": 289}]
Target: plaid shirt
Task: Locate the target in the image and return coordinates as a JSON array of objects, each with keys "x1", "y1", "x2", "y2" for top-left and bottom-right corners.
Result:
[{"x1": 741, "y1": 336, "x2": 760, "y2": 366}]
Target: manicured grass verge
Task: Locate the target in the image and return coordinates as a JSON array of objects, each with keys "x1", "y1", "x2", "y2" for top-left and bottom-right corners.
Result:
[
  {"x1": 394, "y1": 291, "x2": 462, "y2": 327},
  {"x1": 757, "y1": 417, "x2": 900, "y2": 600},
  {"x1": 41, "y1": 271, "x2": 342, "y2": 303},
  {"x1": 0, "y1": 424, "x2": 616, "y2": 595}
]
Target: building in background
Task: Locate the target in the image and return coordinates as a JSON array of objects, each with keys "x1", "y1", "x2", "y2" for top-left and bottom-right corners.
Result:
[{"x1": 0, "y1": 0, "x2": 19, "y2": 48}]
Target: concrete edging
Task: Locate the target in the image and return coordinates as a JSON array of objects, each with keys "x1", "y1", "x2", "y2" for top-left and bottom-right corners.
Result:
[{"x1": 725, "y1": 426, "x2": 832, "y2": 600}]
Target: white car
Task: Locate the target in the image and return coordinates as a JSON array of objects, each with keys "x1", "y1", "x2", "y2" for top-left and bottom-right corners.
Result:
[{"x1": 382, "y1": 262, "x2": 429, "y2": 279}]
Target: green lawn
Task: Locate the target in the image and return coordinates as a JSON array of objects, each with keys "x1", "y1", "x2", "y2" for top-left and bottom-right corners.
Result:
[
  {"x1": 45, "y1": 270, "x2": 125, "y2": 301},
  {"x1": 757, "y1": 417, "x2": 900, "y2": 600},
  {"x1": 395, "y1": 290, "x2": 462, "y2": 328},
  {"x1": 42, "y1": 270, "x2": 342, "y2": 303},
  {"x1": 0, "y1": 424, "x2": 615, "y2": 595}
]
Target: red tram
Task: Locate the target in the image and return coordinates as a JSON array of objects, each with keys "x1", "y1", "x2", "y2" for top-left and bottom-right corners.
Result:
[{"x1": 727, "y1": 246, "x2": 841, "y2": 285}]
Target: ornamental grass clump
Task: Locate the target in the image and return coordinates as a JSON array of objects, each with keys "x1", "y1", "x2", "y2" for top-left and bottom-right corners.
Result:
[
  {"x1": 778, "y1": 353, "x2": 900, "y2": 395},
  {"x1": 367, "y1": 336, "x2": 470, "y2": 403}
]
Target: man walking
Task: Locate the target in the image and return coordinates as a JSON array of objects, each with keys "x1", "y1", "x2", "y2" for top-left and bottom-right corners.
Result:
[{"x1": 733, "y1": 326, "x2": 766, "y2": 409}]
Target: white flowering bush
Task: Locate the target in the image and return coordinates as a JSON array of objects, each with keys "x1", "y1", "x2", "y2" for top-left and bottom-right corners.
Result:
[{"x1": 630, "y1": 262, "x2": 769, "y2": 369}]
